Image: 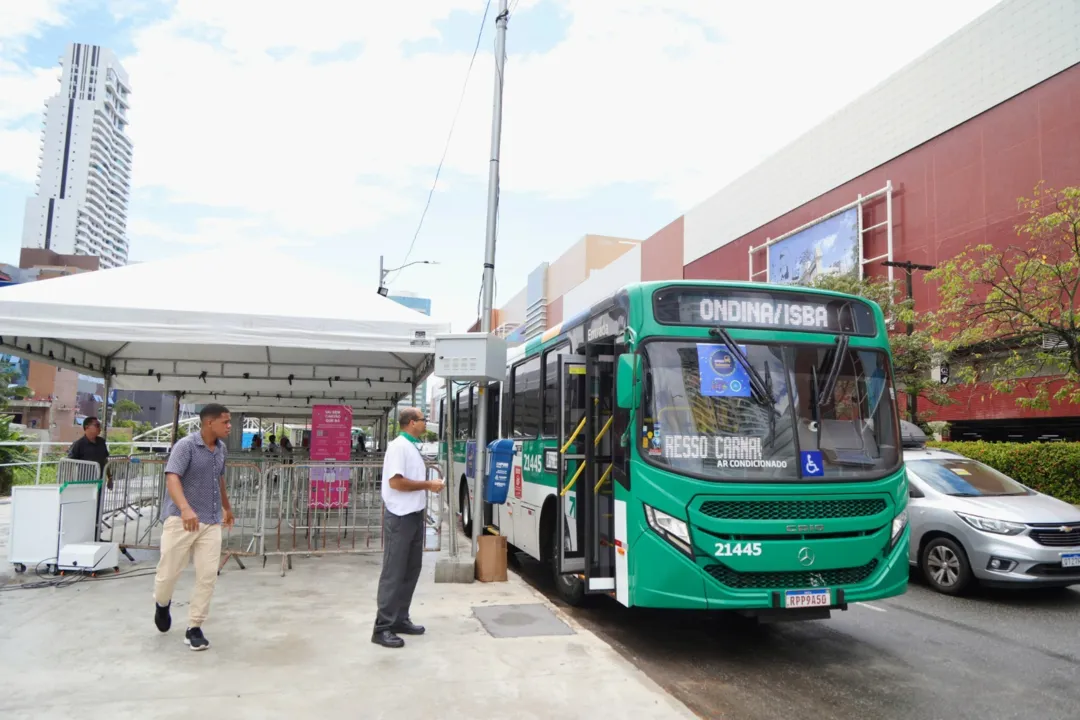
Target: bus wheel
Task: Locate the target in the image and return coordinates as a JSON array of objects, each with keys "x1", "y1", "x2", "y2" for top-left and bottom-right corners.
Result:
[
  {"x1": 550, "y1": 525, "x2": 586, "y2": 606},
  {"x1": 460, "y1": 481, "x2": 473, "y2": 539}
]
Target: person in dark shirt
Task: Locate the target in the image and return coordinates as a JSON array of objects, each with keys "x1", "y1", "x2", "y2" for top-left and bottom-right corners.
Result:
[{"x1": 68, "y1": 416, "x2": 111, "y2": 486}]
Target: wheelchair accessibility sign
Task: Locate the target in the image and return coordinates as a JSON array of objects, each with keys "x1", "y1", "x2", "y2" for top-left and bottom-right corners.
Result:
[{"x1": 800, "y1": 450, "x2": 825, "y2": 477}]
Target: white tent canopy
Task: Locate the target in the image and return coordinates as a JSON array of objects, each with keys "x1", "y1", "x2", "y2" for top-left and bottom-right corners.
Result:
[{"x1": 0, "y1": 247, "x2": 450, "y2": 420}]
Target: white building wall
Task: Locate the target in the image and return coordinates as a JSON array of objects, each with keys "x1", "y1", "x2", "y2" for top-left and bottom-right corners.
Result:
[
  {"x1": 683, "y1": 0, "x2": 1080, "y2": 265},
  {"x1": 561, "y1": 244, "x2": 642, "y2": 320},
  {"x1": 23, "y1": 43, "x2": 133, "y2": 269}
]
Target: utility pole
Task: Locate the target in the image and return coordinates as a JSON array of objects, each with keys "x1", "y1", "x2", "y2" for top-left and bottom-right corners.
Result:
[
  {"x1": 882, "y1": 259, "x2": 935, "y2": 425},
  {"x1": 470, "y1": 0, "x2": 509, "y2": 559}
]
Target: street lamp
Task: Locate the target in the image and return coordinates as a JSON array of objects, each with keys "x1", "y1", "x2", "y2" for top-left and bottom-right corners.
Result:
[
  {"x1": 377, "y1": 255, "x2": 438, "y2": 296},
  {"x1": 882, "y1": 259, "x2": 936, "y2": 425}
]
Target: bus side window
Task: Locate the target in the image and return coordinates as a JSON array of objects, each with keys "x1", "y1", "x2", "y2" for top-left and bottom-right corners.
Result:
[
  {"x1": 456, "y1": 387, "x2": 471, "y2": 440},
  {"x1": 511, "y1": 356, "x2": 541, "y2": 438},
  {"x1": 542, "y1": 343, "x2": 568, "y2": 437}
]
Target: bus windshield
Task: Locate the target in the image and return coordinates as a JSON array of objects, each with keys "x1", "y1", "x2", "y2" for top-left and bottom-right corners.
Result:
[{"x1": 641, "y1": 340, "x2": 901, "y2": 481}]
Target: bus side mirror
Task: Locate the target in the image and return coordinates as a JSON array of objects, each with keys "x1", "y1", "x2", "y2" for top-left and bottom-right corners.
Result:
[{"x1": 617, "y1": 354, "x2": 640, "y2": 410}]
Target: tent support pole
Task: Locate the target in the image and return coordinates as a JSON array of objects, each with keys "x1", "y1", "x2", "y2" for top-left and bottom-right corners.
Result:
[
  {"x1": 101, "y1": 365, "x2": 112, "y2": 440},
  {"x1": 170, "y1": 393, "x2": 181, "y2": 447}
]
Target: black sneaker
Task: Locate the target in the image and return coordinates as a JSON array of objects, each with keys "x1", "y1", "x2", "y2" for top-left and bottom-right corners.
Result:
[
  {"x1": 185, "y1": 627, "x2": 210, "y2": 651},
  {"x1": 154, "y1": 602, "x2": 171, "y2": 633}
]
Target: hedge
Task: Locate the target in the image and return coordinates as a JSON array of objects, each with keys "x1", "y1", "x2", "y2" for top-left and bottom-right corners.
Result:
[{"x1": 927, "y1": 441, "x2": 1080, "y2": 505}]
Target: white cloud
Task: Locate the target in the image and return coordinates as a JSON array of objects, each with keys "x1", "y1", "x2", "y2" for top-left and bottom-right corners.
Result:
[
  {"x1": 0, "y1": 0, "x2": 1005, "y2": 328},
  {"x1": 0, "y1": 127, "x2": 42, "y2": 183},
  {"x1": 114, "y1": 0, "x2": 1002, "y2": 233},
  {"x1": 0, "y1": 0, "x2": 71, "y2": 49}
]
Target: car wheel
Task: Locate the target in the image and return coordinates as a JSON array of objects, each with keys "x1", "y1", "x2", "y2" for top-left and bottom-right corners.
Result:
[{"x1": 921, "y1": 537, "x2": 973, "y2": 595}]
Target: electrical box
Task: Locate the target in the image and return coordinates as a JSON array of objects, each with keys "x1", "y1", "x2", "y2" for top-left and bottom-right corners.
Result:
[
  {"x1": 58, "y1": 542, "x2": 120, "y2": 574},
  {"x1": 434, "y1": 333, "x2": 507, "y2": 382}
]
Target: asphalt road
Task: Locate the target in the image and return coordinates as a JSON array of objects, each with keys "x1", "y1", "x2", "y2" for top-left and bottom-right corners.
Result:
[{"x1": 511, "y1": 554, "x2": 1080, "y2": 720}]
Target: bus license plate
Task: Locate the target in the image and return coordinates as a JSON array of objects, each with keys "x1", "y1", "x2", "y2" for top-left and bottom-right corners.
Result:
[
  {"x1": 1062, "y1": 553, "x2": 1080, "y2": 568},
  {"x1": 785, "y1": 589, "x2": 831, "y2": 608}
]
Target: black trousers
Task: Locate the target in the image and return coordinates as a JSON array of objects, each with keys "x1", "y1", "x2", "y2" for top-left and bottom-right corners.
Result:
[{"x1": 373, "y1": 509, "x2": 424, "y2": 632}]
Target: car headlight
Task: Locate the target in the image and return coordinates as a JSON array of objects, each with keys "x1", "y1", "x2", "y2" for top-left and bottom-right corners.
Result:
[
  {"x1": 644, "y1": 504, "x2": 693, "y2": 556},
  {"x1": 891, "y1": 508, "x2": 908, "y2": 548},
  {"x1": 955, "y1": 512, "x2": 1025, "y2": 536}
]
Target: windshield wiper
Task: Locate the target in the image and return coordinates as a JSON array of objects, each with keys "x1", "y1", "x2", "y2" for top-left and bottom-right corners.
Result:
[
  {"x1": 708, "y1": 327, "x2": 775, "y2": 405},
  {"x1": 816, "y1": 334, "x2": 850, "y2": 408}
]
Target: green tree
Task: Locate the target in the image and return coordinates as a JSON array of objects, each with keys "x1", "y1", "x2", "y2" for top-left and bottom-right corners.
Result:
[
  {"x1": 928, "y1": 184, "x2": 1080, "y2": 410},
  {"x1": 113, "y1": 398, "x2": 142, "y2": 421},
  {"x1": 806, "y1": 273, "x2": 952, "y2": 423},
  {"x1": 0, "y1": 357, "x2": 32, "y2": 411},
  {"x1": 0, "y1": 415, "x2": 31, "y2": 495}
]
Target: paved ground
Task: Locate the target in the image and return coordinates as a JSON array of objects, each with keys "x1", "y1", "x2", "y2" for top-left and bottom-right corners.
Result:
[
  {"x1": 0, "y1": 519, "x2": 693, "y2": 719},
  {"x1": 514, "y1": 554, "x2": 1080, "y2": 720}
]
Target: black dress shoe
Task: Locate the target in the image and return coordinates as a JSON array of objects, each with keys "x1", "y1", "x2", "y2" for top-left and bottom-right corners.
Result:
[
  {"x1": 392, "y1": 620, "x2": 425, "y2": 635},
  {"x1": 371, "y1": 630, "x2": 404, "y2": 648}
]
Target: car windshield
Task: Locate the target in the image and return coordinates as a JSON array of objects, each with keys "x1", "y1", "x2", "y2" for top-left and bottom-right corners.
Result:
[
  {"x1": 907, "y1": 459, "x2": 1032, "y2": 497},
  {"x1": 641, "y1": 340, "x2": 900, "y2": 481}
]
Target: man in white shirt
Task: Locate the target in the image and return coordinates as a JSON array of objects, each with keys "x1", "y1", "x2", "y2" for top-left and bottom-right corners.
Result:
[{"x1": 372, "y1": 407, "x2": 445, "y2": 648}]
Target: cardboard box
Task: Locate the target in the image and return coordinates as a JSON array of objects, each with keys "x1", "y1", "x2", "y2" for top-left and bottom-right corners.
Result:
[{"x1": 475, "y1": 534, "x2": 508, "y2": 582}]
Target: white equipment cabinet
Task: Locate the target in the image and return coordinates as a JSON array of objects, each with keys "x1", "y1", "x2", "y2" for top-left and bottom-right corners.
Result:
[{"x1": 8, "y1": 482, "x2": 108, "y2": 575}]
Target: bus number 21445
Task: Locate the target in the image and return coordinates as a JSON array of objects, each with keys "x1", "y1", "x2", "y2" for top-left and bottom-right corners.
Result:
[
  {"x1": 715, "y1": 542, "x2": 763, "y2": 557},
  {"x1": 522, "y1": 453, "x2": 545, "y2": 474}
]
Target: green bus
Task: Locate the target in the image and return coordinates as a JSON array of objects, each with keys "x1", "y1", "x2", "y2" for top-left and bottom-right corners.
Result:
[{"x1": 435, "y1": 280, "x2": 909, "y2": 620}]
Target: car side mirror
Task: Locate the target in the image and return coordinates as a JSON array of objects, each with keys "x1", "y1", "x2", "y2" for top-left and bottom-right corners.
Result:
[{"x1": 616, "y1": 354, "x2": 640, "y2": 410}]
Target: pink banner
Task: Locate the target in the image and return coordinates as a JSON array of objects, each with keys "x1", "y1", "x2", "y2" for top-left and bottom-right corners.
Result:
[
  {"x1": 309, "y1": 405, "x2": 353, "y2": 509},
  {"x1": 310, "y1": 405, "x2": 354, "y2": 461},
  {"x1": 309, "y1": 466, "x2": 351, "y2": 510}
]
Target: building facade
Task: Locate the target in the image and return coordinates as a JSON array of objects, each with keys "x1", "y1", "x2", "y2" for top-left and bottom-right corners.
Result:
[
  {"x1": 470, "y1": 234, "x2": 643, "y2": 341},
  {"x1": 22, "y1": 43, "x2": 133, "y2": 270},
  {"x1": 477, "y1": 0, "x2": 1080, "y2": 441}
]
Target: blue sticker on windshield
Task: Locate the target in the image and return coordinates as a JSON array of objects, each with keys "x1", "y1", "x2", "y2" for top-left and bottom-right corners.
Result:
[
  {"x1": 801, "y1": 450, "x2": 825, "y2": 477},
  {"x1": 697, "y1": 344, "x2": 752, "y2": 398}
]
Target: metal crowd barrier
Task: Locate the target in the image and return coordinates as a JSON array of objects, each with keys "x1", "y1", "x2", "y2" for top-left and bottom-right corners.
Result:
[
  {"x1": 259, "y1": 461, "x2": 444, "y2": 575},
  {"x1": 90, "y1": 455, "x2": 442, "y2": 577},
  {"x1": 56, "y1": 458, "x2": 103, "y2": 485},
  {"x1": 97, "y1": 457, "x2": 168, "y2": 554}
]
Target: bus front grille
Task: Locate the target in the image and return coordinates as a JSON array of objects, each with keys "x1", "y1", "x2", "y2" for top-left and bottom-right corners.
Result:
[
  {"x1": 704, "y1": 559, "x2": 879, "y2": 590},
  {"x1": 699, "y1": 499, "x2": 887, "y2": 521}
]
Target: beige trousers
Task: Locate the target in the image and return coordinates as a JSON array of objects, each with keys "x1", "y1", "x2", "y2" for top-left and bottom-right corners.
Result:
[{"x1": 153, "y1": 516, "x2": 222, "y2": 627}]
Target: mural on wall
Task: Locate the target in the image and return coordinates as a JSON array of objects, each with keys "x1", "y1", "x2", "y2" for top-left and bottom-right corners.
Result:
[{"x1": 767, "y1": 207, "x2": 860, "y2": 286}]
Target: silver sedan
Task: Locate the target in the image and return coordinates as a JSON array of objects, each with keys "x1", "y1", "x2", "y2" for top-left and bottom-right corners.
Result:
[{"x1": 905, "y1": 446, "x2": 1080, "y2": 595}]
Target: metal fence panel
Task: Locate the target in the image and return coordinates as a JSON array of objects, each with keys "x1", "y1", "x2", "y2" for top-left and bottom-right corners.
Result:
[
  {"x1": 98, "y1": 457, "x2": 167, "y2": 551},
  {"x1": 259, "y1": 461, "x2": 444, "y2": 575},
  {"x1": 56, "y1": 459, "x2": 103, "y2": 484},
  {"x1": 88, "y1": 456, "x2": 445, "y2": 577}
]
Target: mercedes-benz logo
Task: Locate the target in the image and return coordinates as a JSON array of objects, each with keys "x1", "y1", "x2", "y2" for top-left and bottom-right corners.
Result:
[{"x1": 798, "y1": 547, "x2": 815, "y2": 567}]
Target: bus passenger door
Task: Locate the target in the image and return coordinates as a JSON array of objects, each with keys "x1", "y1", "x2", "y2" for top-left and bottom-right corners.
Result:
[
  {"x1": 557, "y1": 355, "x2": 587, "y2": 575},
  {"x1": 586, "y1": 346, "x2": 617, "y2": 594}
]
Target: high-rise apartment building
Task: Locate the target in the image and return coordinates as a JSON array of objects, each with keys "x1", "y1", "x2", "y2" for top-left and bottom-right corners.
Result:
[{"x1": 22, "y1": 43, "x2": 133, "y2": 269}]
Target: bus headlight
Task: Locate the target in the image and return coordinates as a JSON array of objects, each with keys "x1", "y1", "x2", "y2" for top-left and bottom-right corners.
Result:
[
  {"x1": 644, "y1": 504, "x2": 693, "y2": 557},
  {"x1": 890, "y1": 508, "x2": 908, "y2": 548}
]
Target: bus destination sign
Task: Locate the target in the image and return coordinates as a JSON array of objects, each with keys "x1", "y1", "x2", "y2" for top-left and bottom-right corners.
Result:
[{"x1": 653, "y1": 286, "x2": 877, "y2": 336}]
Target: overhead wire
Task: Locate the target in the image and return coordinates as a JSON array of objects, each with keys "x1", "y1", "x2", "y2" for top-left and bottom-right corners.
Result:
[{"x1": 388, "y1": 0, "x2": 495, "y2": 285}]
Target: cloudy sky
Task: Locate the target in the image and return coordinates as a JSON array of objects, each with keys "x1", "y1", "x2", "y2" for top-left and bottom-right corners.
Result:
[{"x1": 0, "y1": 0, "x2": 1002, "y2": 329}]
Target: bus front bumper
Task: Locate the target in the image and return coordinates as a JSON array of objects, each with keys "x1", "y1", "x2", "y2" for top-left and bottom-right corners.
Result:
[{"x1": 629, "y1": 526, "x2": 910, "y2": 612}]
